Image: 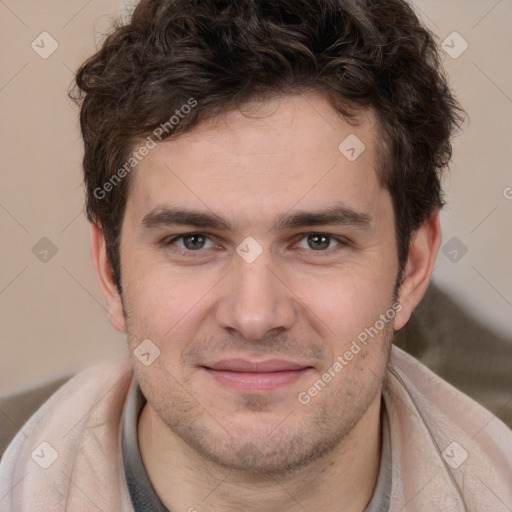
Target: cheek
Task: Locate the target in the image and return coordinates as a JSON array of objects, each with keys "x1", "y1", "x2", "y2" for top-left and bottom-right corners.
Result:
[
  {"x1": 297, "y1": 261, "x2": 396, "y2": 339},
  {"x1": 123, "y1": 259, "x2": 215, "y2": 343}
]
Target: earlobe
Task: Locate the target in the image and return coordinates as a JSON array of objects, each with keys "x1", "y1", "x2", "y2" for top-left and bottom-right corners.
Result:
[
  {"x1": 89, "y1": 222, "x2": 126, "y2": 333},
  {"x1": 394, "y1": 214, "x2": 441, "y2": 330}
]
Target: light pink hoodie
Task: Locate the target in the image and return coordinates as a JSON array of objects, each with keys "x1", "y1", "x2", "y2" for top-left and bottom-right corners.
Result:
[{"x1": 1, "y1": 346, "x2": 511, "y2": 511}]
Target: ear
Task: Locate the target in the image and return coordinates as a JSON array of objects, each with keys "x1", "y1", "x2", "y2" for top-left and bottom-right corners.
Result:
[
  {"x1": 394, "y1": 213, "x2": 441, "y2": 330},
  {"x1": 90, "y1": 222, "x2": 126, "y2": 333}
]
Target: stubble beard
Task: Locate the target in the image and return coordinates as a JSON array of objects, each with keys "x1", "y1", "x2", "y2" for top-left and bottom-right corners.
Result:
[{"x1": 123, "y1": 298, "x2": 394, "y2": 477}]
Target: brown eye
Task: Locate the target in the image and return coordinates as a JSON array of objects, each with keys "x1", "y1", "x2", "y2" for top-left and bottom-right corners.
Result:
[
  {"x1": 307, "y1": 233, "x2": 331, "y2": 250},
  {"x1": 294, "y1": 233, "x2": 348, "y2": 254},
  {"x1": 182, "y1": 234, "x2": 207, "y2": 250},
  {"x1": 165, "y1": 233, "x2": 216, "y2": 254}
]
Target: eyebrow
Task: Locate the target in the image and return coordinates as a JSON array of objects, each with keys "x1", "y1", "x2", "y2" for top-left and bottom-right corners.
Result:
[{"x1": 140, "y1": 204, "x2": 372, "y2": 233}]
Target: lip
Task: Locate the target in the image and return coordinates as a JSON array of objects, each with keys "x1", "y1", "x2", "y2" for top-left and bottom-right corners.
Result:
[
  {"x1": 204, "y1": 358, "x2": 310, "y2": 372},
  {"x1": 201, "y1": 358, "x2": 313, "y2": 392}
]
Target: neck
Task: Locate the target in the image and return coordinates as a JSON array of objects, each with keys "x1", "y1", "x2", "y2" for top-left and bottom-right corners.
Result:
[{"x1": 138, "y1": 396, "x2": 382, "y2": 512}]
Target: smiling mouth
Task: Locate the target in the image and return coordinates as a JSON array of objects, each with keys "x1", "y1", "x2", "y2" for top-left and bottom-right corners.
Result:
[{"x1": 201, "y1": 358, "x2": 313, "y2": 392}]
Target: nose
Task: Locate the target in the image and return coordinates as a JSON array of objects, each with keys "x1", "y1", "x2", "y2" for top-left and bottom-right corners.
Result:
[{"x1": 215, "y1": 250, "x2": 298, "y2": 342}]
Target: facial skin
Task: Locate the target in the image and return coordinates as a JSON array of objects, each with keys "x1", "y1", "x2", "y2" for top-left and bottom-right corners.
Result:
[{"x1": 91, "y1": 92, "x2": 440, "y2": 511}]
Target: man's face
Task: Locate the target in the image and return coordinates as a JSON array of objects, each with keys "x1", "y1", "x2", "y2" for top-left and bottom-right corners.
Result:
[{"x1": 119, "y1": 92, "x2": 399, "y2": 474}]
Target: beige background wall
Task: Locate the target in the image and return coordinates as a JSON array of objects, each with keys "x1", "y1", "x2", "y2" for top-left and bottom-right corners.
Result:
[{"x1": 0, "y1": 0, "x2": 511, "y2": 395}]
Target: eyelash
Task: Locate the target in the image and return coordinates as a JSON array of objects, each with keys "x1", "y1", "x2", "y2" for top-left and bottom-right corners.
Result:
[{"x1": 163, "y1": 232, "x2": 350, "y2": 258}]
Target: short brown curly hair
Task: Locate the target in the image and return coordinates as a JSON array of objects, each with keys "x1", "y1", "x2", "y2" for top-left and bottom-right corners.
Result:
[{"x1": 71, "y1": 0, "x2": 464, "y2": 293}]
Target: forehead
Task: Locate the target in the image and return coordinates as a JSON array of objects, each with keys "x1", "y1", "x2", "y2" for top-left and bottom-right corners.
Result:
[{"x1": 125, "y1": 92, "x2": 386, "y2": 227}]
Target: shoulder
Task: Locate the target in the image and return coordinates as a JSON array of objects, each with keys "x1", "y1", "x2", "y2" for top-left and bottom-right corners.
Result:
[
  {"x1": 384, "y1": 345, "x2": 512, "y2": 510},
  {"x1": 0, "y1": 375, "x2": 71, "y2": 460},
  {"x1": 0, "y1": 355, "x2": 134, "y2": 511}
]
